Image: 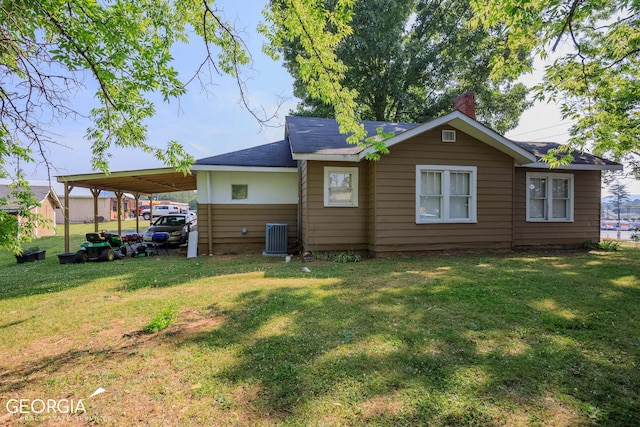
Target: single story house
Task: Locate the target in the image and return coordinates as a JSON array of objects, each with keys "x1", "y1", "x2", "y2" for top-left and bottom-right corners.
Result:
[
  {"x1": 0, "y1": 181, "x2": 61, "y2": 238},
  {"x1": 192, "y1": 93, "x2": 622, "y2": 255}
]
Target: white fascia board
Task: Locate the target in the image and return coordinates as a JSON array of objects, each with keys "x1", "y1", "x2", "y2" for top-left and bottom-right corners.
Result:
[
  {"x1": 190, "y1": 165, "x2": 298, "y2": 173},
  {"x1": 47, "y1": 188, "x2": 63, "y2": 208},
  {"x1": 56, "y1": 167, "x2": 185, "y2": 182},
  {"x1": 359, "y1": 111, "x2": 537, "y2": 164},
  {"x1": 291, "y1": 153, "x2": 360, "y2": 162},
  {"x1": 519, "y1": 162, "x2": 624, "y2": 171}
]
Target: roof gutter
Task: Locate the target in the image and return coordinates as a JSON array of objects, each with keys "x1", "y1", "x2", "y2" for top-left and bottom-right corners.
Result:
[
  {"x1": 190, "y1": 165, "x2": 298, "y2": 173},
  {"x1": 291, "y1": 153, "x2": 361, "y2": 162},
  {"x1": 518, "y1": 162, "x2": 624, "y2": 171}
]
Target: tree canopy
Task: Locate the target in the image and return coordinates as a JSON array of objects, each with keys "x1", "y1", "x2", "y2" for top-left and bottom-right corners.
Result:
[
  {"x1": 0, "y1": 0, "x2": 360, "y2": 252},
  {"x1": 268, "y1": 0, "x2": 531, "y2": 134},
  {"x1": 609, "y1": 180, "x2": 631, "y2": 223},
  {"x1": 470, "y1": 0, "x2": 639, "y2": 170}
]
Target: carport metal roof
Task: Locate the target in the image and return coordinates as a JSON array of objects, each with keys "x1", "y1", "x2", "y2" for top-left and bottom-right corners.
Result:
[{"x1": 56, "y1": 167, "x2": 196, "y2": 194}]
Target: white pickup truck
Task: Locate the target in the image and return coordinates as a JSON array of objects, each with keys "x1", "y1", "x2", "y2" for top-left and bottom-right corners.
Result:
[{"x1": 140, "y1": 204, "x2": 180, "y2": 220}]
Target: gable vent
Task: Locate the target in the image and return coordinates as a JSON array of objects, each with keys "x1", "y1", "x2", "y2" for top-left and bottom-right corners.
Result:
[{"x1": 441, "y1": 130, "x2": 456, "y2": 143}]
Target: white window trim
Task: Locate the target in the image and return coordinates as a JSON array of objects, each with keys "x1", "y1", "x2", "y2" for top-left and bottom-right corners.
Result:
[
  {"x1": 526, "y1": 172, "x2": 574, "y2": 222},
  {"x1": 324, "y1": 166, "x2": 359, "y2": 207},
  {"x1": 415, "y1": 165, "x2": 477, "y2": 224}
]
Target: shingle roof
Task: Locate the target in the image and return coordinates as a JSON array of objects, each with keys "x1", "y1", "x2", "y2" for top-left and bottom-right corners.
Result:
[
  {"x1": 0, "y1": 185, "x2": 59, "y2": 211},
  {"x1": 286, "y1": 115, "x2": 419, "y2": 156},
  {"x1": 195, "y1": 139, "x2": 296, "y2": 168},
  {"x1": 192, "y1": 116, "x2": 621, "y2": 170},
  {"x1": 514, "y1": 141, "x2": 621, "y2": 168}
]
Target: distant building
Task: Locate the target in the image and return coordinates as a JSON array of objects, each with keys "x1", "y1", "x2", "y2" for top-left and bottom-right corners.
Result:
[
  {"x1": 51, "y1": 185, "x2": 135, "y2": 224},
  {"x1": 0, "y1": 181, "x2": 61, "y2": 238},
  {"x1": 1, "y1": 179, "x2": 135, "y2": 225}
]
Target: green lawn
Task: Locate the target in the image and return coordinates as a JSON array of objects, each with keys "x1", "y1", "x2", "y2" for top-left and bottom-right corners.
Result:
[{"x1": 0, "y1": 225, "x2": 639, "y2": 426}]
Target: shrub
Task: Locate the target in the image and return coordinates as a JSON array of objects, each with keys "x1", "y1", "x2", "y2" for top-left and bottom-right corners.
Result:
[
  {"x1": 143, "y1": 304, "x2": 177, "y2": 333},
  {"x1": 314, "y1": 251, "x2": 361, "y2": 263},
  {"x1": 599, "y1": 239, "x2": 621, "y2": 252},
  {"x1": 333, "y1": 251, "x2": 361, "y2": 263}
]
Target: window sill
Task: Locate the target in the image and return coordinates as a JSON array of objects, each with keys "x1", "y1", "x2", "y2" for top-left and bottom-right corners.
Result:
[
  {"x1": 416, "y1": 220, "x2": 477, "y2": 224},
  {"x1": 526, "y1": 219, "x2": 574, "y2": 223}
]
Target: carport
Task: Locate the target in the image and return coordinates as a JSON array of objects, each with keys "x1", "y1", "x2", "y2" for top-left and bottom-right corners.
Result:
[{"x1": 56, "y1": 168, "x2": 196, "y2": 253}]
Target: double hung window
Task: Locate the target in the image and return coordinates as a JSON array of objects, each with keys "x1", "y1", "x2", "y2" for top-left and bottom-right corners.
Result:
[
  {"x1": 416, "y1": 165, "x2": 477, "y2": 223},
  {"x1": 526, "y1": 173, "x2": 573, "y2": 221},
  {"x1": 324, "y1": 167, "x2": 358, "y2": 207}
]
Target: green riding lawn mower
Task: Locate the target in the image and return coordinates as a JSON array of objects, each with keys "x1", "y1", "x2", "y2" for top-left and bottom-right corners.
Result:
[{"x1": 75, "y1": 231, "x2": 126, "y2": 262}]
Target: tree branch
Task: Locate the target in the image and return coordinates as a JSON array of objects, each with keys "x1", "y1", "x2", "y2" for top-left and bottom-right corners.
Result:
[{"x1": 552, "y1": 0, "x2": 583, "y2": 52}]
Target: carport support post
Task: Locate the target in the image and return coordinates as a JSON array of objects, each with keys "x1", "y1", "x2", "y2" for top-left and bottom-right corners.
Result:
[
  {"x1": 148, "y1": 195, "x2": 153, "y2": 224},
  {"x1": 115, "y1": 191, "x2": 123, "y2": 237},
  {"x1": 90, "y1": 189, "x2": 101, "y2": 232},
  {"x1": 64, "y1": 184, "x2": 72, "y2": 253},
  {"x1": 134, "y1": 194, "x2": 140, "y2": 233}
]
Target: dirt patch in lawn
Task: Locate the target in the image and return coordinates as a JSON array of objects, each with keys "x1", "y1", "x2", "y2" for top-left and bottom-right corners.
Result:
[{"x1": 0, "y1": 308, "x2": 232, "y2": 426}]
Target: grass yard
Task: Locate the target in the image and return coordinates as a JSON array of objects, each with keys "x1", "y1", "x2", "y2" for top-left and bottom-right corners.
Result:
[{"x1": 0, "y1": 224, "x2": 639, "y2": 426}]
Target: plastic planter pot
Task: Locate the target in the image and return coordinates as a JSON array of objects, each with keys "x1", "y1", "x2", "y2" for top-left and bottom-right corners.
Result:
[
  {"x1": 57, "y1": 253, "x2": 77, "y2": 264},
  {"x1": 15, "y1": 249, "x2": 46, "y2": 264}
]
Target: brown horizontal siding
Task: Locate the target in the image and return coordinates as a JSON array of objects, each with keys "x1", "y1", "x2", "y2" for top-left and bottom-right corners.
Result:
[
  {"x1": 368, "y1": 162, "x2": 377, "y2": 250},
  {"x1": 513, "y1": 169, "x2": 601, "y2": 246},
  {"x1": 197, "y1": 203, "x2": 297, "y2": 254},
  {"x1": 300, "y1": 160, "x2": 309, "y2": 252},
  {"x1": 302, "y1": 161, "x2": 369, "y2": 252},
  {"x1": 370, "y1": 127, "x2": 515, "y2": 253},
  {"x1": 372, "y1": 240, "x2": 512, "y2": 255}
]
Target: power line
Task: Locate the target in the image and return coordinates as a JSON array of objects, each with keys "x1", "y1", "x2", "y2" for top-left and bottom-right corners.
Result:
[
  {"x1": 507, "y1": 120, "x2": 576, "y2": 138},
  {"x1": 535, "y1": 130, "x2": 571, "y2": 141}
]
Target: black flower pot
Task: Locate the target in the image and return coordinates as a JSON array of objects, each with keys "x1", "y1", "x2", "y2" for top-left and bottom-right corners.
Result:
[{"x1": 15, "y1": 250, "x2": 46, "y2": 264}]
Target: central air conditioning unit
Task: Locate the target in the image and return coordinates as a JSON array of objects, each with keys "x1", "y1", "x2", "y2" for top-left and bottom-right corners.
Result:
[{"x1": 263, "y1": 223, "x2": 288, "y2": 256}]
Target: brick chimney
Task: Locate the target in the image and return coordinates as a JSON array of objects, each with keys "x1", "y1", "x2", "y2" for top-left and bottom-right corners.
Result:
[{"x1": 453, "y1": 92, "x2": 476, "y2": 120}]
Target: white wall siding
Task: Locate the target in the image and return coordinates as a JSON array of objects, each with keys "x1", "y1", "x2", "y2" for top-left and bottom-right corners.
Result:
[{"x1": 197, "y1": 170, "x2": 298, "y2": 204}]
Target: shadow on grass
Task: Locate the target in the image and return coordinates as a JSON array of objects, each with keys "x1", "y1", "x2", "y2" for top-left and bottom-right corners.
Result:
[
  {"x1": 173, "y1": 252, "x2": 640, "y2": 425},
  {"x1": 1, "y1": 249, "x2": 639, "y2": 424},
  {"x1": 0, "y1": 250, "x2": 284, "y2": 300},
  {"x1": 0, "y1": 317, "x2": 35, "y2": 330}
]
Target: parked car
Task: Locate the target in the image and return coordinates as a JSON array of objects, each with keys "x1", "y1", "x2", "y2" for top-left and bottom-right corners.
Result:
[
  {"x1": 142, "y1": 213, "x2": 197, "y2": 245},
  {"x1": 140, "y1": 204, "x2": 180, "y2": 220}
]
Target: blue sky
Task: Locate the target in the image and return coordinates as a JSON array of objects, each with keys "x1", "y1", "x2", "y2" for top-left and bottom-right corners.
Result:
[{"x1": 19, "y1": 0, "x2": 636, "y2": 196}]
